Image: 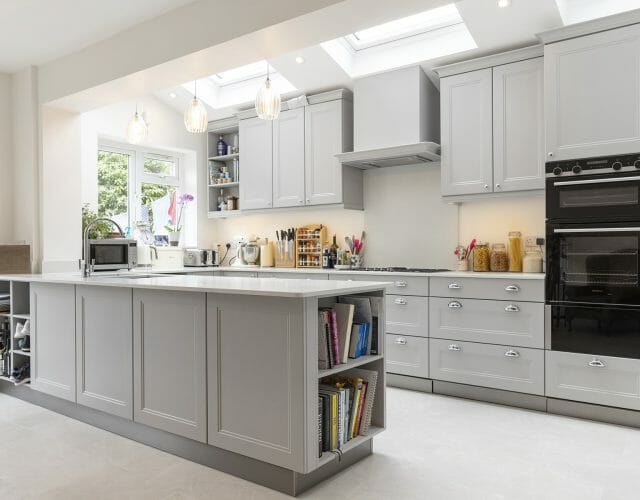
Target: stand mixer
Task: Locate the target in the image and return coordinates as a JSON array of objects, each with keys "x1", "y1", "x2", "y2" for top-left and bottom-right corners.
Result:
[{"x1": 235, "y1": 238, "x2": 260, "y2": 267}]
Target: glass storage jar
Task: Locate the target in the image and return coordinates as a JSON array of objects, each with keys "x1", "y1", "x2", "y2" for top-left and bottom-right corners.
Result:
[
  {"x1": 523, "y1": 249, "x2": 543, "y2": 273},
  {"x1": 473, "y1": 242, "x2": 490, "y2": 272},
  {"x1": 508, "y1": 231, "x2": 523, "y2": 272},
  {"x1": 490, "y1": 243, "x2": 508, "y2": 272}
]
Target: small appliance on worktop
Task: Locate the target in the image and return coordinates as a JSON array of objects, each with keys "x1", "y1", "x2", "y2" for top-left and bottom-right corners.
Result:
[{"x1": 183, "y1": 248, "x2": 218, "y2": 267}]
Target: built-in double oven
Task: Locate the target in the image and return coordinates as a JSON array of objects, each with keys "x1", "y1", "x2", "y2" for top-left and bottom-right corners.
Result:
[{"x1": 546, "y1": 154, "x2": 640, "y2": 359}]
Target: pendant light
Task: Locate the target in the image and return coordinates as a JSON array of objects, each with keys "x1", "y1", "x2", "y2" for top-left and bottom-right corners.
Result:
[
  {"x1": 184, "y1": 80, "x2": 208, "y2": 133},
  {"x1": 255, "y1": 64, "x2": 281, "y2": 120},
  {"x1": 126, "y1": 104, "x2": 148, "y2": 145}
]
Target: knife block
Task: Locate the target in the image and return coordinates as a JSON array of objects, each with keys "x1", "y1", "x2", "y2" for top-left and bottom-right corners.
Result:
[{"x1": 275, "y1": 240, "x2": 296, "y2": 268}]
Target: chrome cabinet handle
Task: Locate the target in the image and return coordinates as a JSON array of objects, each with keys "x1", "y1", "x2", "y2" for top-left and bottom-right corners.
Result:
[
  {"x1": 548, "y1": 152, "x2": 553, "y2": 157},
  {"x1": 448, "y1": 283, "x2": 461, "y2": 290},
  {"x1": 504, "y1": 349, "x2": 520, "y2": 358},
  {"x1": 495, "y1": 183, "x2": 501, "y2": 189},
  {"x1": 505, "y1": 285, "x2": 520, "y2": 292},
  {"x1": 394, "y1": 337, "x2": 408, "y2": 345},
  {"x1": 448, "y1": 344, "x2": 461, "y2": 352},
  {"x1": 394, "y1": 297, "x2": 407, "y2": 305},
  {"x1": 484, "y1": 184, "x2": 489, "y2": 190},
  {"x1": 395, "y1": 281, "x2": 407, "y2": 288},
  {"x1": 505, "y1": 304, "x2": 520, "y2": 312},
  {"x1": 588, "y1": 358, "x2": 606, "y2": 368},
  {"x1": 448, "y1": 300, "x2": 462, "y2": 309}
]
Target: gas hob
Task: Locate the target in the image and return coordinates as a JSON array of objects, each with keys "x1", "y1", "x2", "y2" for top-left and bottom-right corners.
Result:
[{"x1": 347, "y1": 267, "x2": 449, "y2": 273}]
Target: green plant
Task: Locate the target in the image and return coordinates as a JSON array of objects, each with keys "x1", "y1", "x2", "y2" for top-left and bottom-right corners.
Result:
[{"x1": 82, "y1": 204, "x2": 112, "y2": 239}]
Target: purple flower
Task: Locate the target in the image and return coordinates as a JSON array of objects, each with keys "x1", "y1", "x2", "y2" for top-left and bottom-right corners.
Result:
[{"x1": 179, "y1": 193, "x2": 194, "y2": 204}]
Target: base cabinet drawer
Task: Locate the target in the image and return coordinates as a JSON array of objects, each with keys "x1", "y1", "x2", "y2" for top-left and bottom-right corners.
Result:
[
  {"x1": 429, "y1": 297, "x2": 544, "y2": 348},
  {"x1": 546, "y1": 351, "x2": 640, "y2": 410},
  {"x1": 386, "y1": 295, "x2": 428, "y2": 337},
  {"x1": 330, "y1": 273, "x2": 428, "y2": 296},
  {"x1": 430, "y1": 277, "x2": 543, "y2": 302},
  {"x1": 429, "y1": 339, "x2": 544, "y2": 395},
  {"x1": 386, "y1": 334, "x2": 428, "y2": 378}
]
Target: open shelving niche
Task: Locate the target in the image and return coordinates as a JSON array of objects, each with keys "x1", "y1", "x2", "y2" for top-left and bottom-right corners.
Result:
[
  {"x1": 311, "y1": 290, "x2": 386, "y2": 470},
  {"x1": 0, "y1": 280, "x2": 31, "y2": 385},
  {"x1": 207, "y1": 117, "x2": 242, "y2": 219}
]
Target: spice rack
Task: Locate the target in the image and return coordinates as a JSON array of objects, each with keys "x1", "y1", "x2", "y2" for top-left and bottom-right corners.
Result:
[{"x1": 296, "y1": 225, "x2": 327, "y2": 268}]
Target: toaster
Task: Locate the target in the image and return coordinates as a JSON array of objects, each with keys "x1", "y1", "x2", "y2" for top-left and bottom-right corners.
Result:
[{"x1": 183, "y1": 249, "x2": 217, "y2": 267}]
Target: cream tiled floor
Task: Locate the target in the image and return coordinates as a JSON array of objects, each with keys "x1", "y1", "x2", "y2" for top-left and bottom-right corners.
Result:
[{"x1": 1, "y1": 388, "x2": 640, "y2": 499}]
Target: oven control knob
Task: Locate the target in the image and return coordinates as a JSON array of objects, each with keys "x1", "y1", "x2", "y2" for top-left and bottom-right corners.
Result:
[
  {"x1": 553, "y1": 166, "x2": 563, "y2": 176},
  {"x1": 634, "y1": 160, "x2": 640, "y2": 169},
  {"x1": 612, "y1": 161, "x2": 623, "y2": 171},
  {"x1": 572, "y1": 164, "x2": 582, "y2": 174}
]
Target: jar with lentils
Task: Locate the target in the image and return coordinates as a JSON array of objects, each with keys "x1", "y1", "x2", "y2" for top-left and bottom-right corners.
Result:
[{"x1": 490, "y1": 243, "x2": 508, "y2": 272}]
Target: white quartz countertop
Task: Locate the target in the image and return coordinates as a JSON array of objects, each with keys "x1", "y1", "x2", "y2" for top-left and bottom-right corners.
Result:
[{"x1": 0, "y1": 273, "x2": 390, "y2": 298}]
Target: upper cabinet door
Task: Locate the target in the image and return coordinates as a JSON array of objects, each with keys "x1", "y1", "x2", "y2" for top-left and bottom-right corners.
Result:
[
  {"x1": 273, "y1": 108, "x2": 305, "y2": 208},
  {"x1": 493, "y1": 58, "x2": 544, "y2": 192},
  {"x1": 305, "y1": 100, "x2": 345, "y2": 206},
  {"x1": 239, "y1": 117, "x2": 273, "y2": 210},
  {"x1": 441, "y1": 68, "x2": 493, "y2": 196},
  {"x1": 545, "y1": 24, "x2": 640, "y2": 161}
]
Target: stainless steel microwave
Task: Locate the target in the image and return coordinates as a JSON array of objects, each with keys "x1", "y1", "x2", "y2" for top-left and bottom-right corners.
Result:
[{"x1": 87, "y1": 239, "x2": 138, "y2": 272}]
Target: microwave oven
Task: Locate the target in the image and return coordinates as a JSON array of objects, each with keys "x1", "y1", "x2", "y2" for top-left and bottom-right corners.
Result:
[{"x1": 87, "y1": 239, "x2": 138, "y2": 272}]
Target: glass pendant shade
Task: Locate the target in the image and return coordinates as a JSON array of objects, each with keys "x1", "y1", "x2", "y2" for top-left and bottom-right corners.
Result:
[
  {"x1": 184, "y1": 96, "x2": 208, "y2": 133},
  {"x1": 126, "y1": 110, "x2": 148, "y2": 144},
  {"x1": 255, "y1": 77, "x2": 281, "y2": 120}
]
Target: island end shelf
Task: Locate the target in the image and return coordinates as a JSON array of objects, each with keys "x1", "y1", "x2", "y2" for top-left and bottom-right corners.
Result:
[
  {"x1": 0, "y1": 279, "x2": 31, "y2": 384},
  {"x1": 0, "y1": 275, "x2": 386, "y2": 497}
]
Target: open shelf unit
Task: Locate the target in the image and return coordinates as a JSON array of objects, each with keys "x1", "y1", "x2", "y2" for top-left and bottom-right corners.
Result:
[
  {"x1": 207, "y1": 117, "x2": 242, "y2": 219},
  {"x1": 0, "y1": 280, "x2": 31, "y2": 386}
]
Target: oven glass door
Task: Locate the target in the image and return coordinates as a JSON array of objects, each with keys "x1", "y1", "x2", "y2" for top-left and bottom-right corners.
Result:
[
  {"x1": 546, "y1": 172, "x2": 640, "y2": 222},
  {"x1": 546, "y1": 223, "x2": 640, "y2": 305},
  {"x1": 91, "y1": 244, "x2": 127, "y2": 266},
  {"x1": 550, "y1": 304, "x2": 640, "y2": 359}
]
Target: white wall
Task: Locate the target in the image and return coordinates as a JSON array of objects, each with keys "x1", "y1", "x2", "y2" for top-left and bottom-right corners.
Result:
[
  {"x1": 81, "y1": 95, "x2": 207, "y2": 247},
  {"x1": 0, "y1": 73, "x2": 13, "y2": 244}
]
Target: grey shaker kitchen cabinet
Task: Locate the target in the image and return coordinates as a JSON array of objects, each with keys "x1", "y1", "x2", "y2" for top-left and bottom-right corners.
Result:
[
  {"x1": 207, "y1": 294, "x2": 306, "y2": 472},
  {"x1": 545, "y1": 24, "x2": 640, "y2": 161},
  {"x1": 386, "y1": 334, "x2": 429, "y2": 378},
  {"x1": 76, "y1": 285, "x2": 133, "y2": 419},
  {"x1": 273, "y1": 107, "x2": 306, "y2": 208},
  {"x1": 31, "y1": 283, "x2": 76, "y2": 402},
  {"x1": 440, "y1": 68, "x2": 493, "y2": 196},
  {"x1": 493, "y1": 57, "x2": 544, "y2": 192},
  {"x1": 239, "y1": 115, "x2": 273, "y2": 210},
  {"x1": 133, "y1": 289, "x2": 207, "y2": 442}
]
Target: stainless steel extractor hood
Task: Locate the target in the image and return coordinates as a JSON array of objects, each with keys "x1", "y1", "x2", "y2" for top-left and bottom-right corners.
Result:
[{"x1": 336, "y1": 142, "x2": 441, "y2": 169}]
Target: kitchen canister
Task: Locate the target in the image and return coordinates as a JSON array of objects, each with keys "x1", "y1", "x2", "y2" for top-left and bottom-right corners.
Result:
[
  {"x1": 473, "y1": 242, "x2": 490, "y2": 272},
  {"x1": 260, "y1": 240, "x2": 275, "y2": 267},
  {"x1": 508, "y1": 231, "x2": 523, "y2": 272},
  {"x1": 523, "y1": 250, "x2": 543, "y2": 273}
]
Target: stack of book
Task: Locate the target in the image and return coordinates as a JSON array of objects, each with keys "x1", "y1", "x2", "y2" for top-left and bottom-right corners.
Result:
[
  {"x1": 0, "y1": 293, "x2": 9, "y2": 313},
  {"x1": 317, "y1": 367, "x2": 379, "y2": 455},
  {"x1": 318, "y1": 295, "x2": 383, "y2": 369}
]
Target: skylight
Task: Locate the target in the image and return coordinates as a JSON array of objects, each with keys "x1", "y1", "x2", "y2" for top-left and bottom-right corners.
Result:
[
  {"x1": 212, "y1": 61, "x2": 276, "y2": 86},
  {"x1": 556, "y1": 0, "x2": 640, "y2": 25},
  {"x1": 344, "y1": 4, "x2": 465, "y2": 51}
]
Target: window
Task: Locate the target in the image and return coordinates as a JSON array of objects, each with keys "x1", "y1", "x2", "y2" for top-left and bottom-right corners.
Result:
[{"x1": 96, "y1": 143, "x2": 182, "y2": 235}]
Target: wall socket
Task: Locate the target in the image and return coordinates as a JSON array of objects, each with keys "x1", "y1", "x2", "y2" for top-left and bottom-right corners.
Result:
[{"x1": 524, "y1": 235, "x2": 544, "y2": 247}]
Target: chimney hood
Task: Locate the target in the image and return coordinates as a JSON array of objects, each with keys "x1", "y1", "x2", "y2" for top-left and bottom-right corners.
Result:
[
  {"x1": 338, "y1": 66, "x2": 441, "y2": 169},
  {"x1": 336, "y1": 142, "x2": 440, "y2": 169}
]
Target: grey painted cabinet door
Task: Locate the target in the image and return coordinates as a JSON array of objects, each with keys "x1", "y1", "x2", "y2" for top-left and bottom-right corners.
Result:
[
  {"x1": 545, "y1": 24, "x2": 640, "y2": 161},
  {"x1": 273, "y1": 107, "x2": 306, "y2": 208},
  {"x1": 76, "y1": 286, "x2": 133, "y2": 419},
  {"x1": 239, "y1": 116, "x2": 273, "y2": 210},
  {"x1": 493, "y1": 57, "x2": 544, "y2": 192},
  {"x1": 207, "y1": 294, "x2": 306, "y2": 472},
  {"x1": 31, "y1": 283, "x2": 76, "y2": 402},
  {"x1": 133, "y1": 289, "x2": 207, "y2": 442},
  {"x1": 441, "y1": 68, "x2": 493, "y2": 196}
]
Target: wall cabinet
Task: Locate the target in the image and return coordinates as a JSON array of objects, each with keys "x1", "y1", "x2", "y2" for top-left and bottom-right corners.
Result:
[
  {"x1": 545, "y1": 24, "x2": 640, "y2": 161},
  {"x1": 31, "y1": 283, "x2": 76, "y2": 402},
  {"x1": 239, "y1": 116, "x2": 273, "y2": 210},
  {"x1": 76, "y1": 286, "x2": 133, "y2": 419},
  {"x1": 133, "y1": 289, "x2": 207, "y2": 442},
  {"x1": 440, "y1": 56, "x2": 544, "y2": 196},
  {"x1": 273, "y1": 107, "x2": 306, "y2": 208}
]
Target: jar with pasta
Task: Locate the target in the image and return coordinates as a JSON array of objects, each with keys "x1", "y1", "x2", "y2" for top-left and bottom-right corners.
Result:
[
  {"x1": 508, "y1": 231, "x2": 523, "y2": 272},
  {"x1": 490, "y1": 243, "x2": 508, "y2": 272},
  {"x1": 473, "y1": 241, "x2": 490, "y2": 272}
]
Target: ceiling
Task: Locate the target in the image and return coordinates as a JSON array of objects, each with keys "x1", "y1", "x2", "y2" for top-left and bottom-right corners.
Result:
[{"x1": 0, "y1": 0, "x2": 197, "y2": 72}]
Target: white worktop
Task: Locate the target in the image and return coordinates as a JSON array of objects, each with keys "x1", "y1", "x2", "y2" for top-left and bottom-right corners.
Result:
[{"x1": 0, "y1": 273, "x2": 390, "y2": 298}]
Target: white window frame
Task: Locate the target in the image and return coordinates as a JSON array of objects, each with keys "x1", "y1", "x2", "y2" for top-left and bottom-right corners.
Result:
[{"x1": 97, "y1": 140, "x2": 184, "y2": 232}]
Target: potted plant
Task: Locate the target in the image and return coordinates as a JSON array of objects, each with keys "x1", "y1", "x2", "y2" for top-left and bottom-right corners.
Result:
[{"x1": 165, "y1": 193, "x2": 194, "y2": 246}]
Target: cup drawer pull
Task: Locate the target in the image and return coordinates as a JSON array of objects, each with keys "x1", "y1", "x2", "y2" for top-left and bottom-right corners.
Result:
[
  {"x1": 448, "y1": 283, "x2": 461, "y2": 290},
  {"x1": 448, "y1": 344, "x2": 461, "y2": 352},
  {"x1": 504, "y1": 304, "x2": 520, "y2": 312},
  {"x1": 448, "y1": 301, "x2": 462, "y2": 309},
  {"x1": 394, "y1": 337, "x2": 408, "y2": 345},
  {"x1": 394, "y1": 298, "x2": 408, "y2": 305},
  {"x1": 588, "y1": 358, "x2": 606, "y2": 368},
  {"x1": 504, "y1": 349, "x2": 520, "y2": 358},
  {"x1": 395, "y1": 281, "x2": 407, "y2": 288},
  {"x1": 505, "y1": 285, "x2": 520, "y2": 292}
]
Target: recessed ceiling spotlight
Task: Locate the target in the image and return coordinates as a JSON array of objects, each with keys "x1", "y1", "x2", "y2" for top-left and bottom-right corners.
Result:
[
  {"x1": 497, "y1": 0, "x2": 511, "y2": 7},
  {"x1": 295, "y1": 56, "x2": 305, "y2": 64},
  {"x1": 169, "y1": 92, "x2": 177, "y2": 99}
]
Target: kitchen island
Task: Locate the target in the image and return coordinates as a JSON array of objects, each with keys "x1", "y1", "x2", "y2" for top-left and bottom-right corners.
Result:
[{"x1": 0, "y1": 274, "x2": 388, "y2": 496}]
